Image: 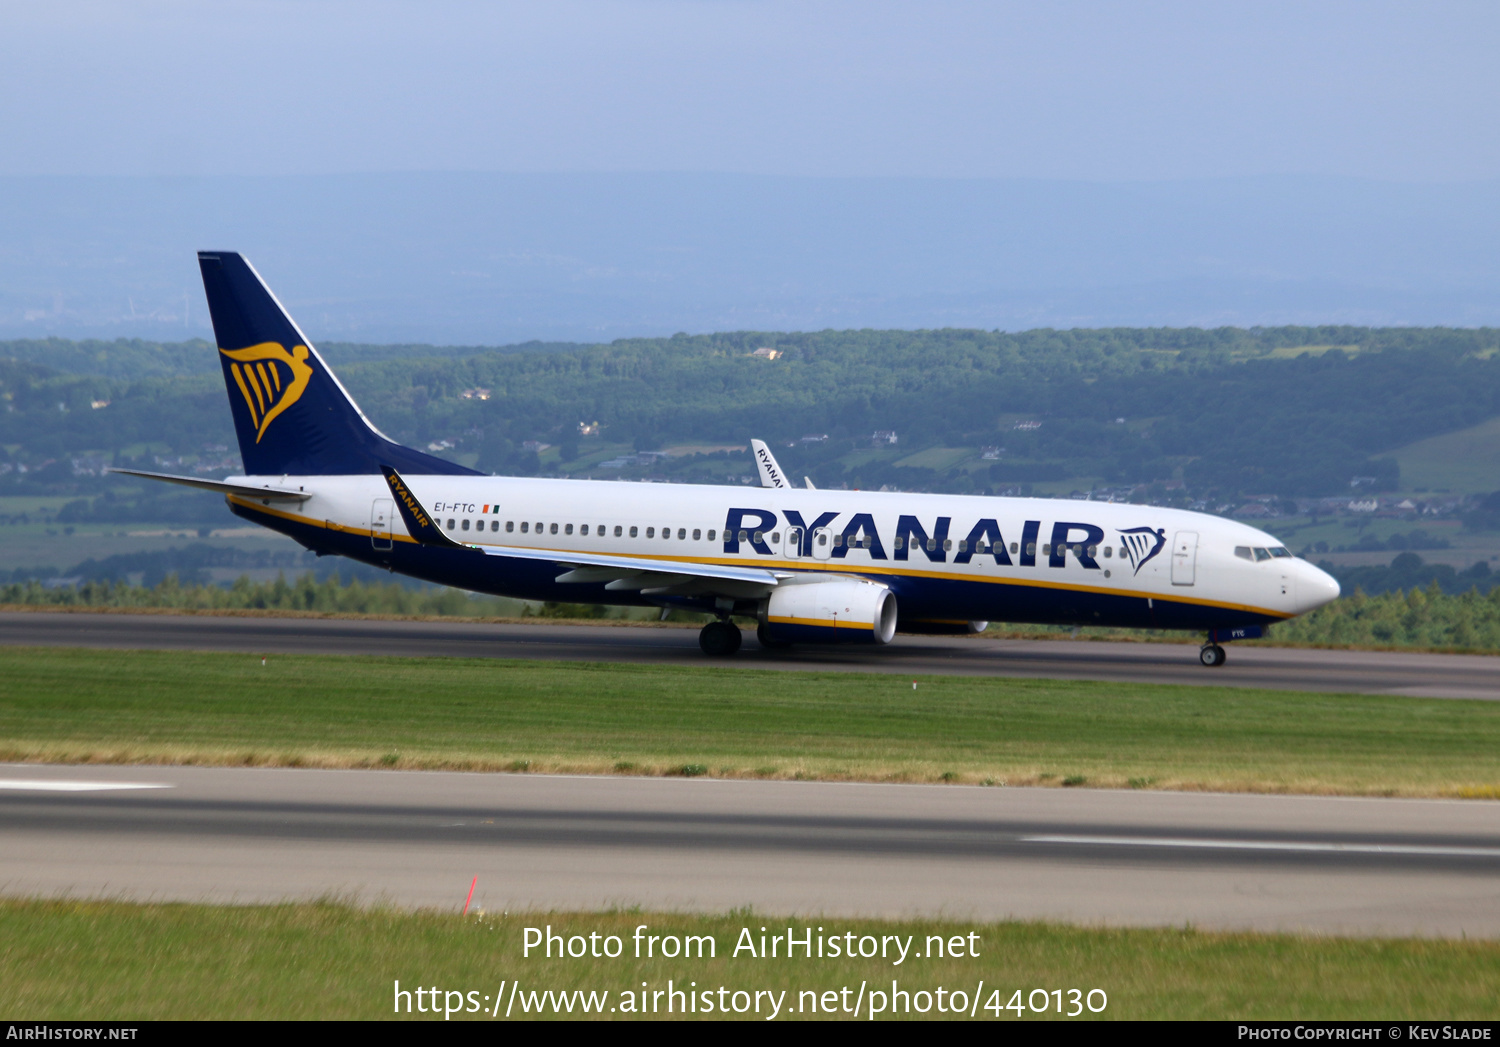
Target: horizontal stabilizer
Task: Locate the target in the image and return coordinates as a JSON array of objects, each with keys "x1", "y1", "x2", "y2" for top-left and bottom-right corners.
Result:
[{"x1": 109, "y1": 468, "x2": 312, "y2": 502}]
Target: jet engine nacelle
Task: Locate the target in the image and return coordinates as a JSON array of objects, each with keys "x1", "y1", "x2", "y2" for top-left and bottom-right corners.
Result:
[
  {"x1": 898, "y1": 619, "x2": 990, "y2": 636},
  {"x1": 760, "y1": 579, "x2": 898, "y2": 645}
]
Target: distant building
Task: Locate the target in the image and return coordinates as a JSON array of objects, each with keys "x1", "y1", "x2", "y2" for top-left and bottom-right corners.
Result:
[
  {"x1": 872, "y1": 430, "x2": 898, "y2": 446},
  {"x1": 521, "y1": 440, "x2": 550, "y2": 453},
  {"x1": 578, "y1": 421, "x2": 600, "y2": 435},
  {"x1": 751, "y1": 347, "x2": 781, "y2": 360},
  {"x1": 458, "y1": 387, "x2": 491, "y2": 400},
  {"x1": 1012, "y1": 420, "x2": 1042, "y2": 431},
  {"x1": 800, "y1": 433, "x2": 828, "y2": 444},
  {"x1": 1347, "y1": 498, "x2": 1378, "y2": 513},
  {"x1": 981, "y1": 446, "x2": 1001, "y2": 460}
]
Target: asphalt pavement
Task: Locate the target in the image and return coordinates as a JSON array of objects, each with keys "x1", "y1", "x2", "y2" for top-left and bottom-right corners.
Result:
[{"x1": 1, "y1": 763, "x2": 1497, "y2": 936}]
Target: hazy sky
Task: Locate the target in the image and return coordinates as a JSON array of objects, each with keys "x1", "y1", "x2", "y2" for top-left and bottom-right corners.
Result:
[{"x1": 2, "y1": 1, "x2": 1497, "y2": 182}]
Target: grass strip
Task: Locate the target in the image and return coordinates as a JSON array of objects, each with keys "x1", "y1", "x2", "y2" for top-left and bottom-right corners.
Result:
[
  {"x1": 3, "y1": 646, "x2": 1500, "y2": 796},
  {"x1": 2, "y1": 900, "x2": 1497, "y2": 1020}
]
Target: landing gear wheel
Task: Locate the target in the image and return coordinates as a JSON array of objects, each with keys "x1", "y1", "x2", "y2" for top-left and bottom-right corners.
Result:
[
  {"x1": 699, "y1": 620, "x2": 743, "y2": 656},
  {"x1": 1199, "y1": 644, "x2": 1227, "y2": 667},
  {"x1": 756, "y1": 623, "x2": 793, "y2": 650}
]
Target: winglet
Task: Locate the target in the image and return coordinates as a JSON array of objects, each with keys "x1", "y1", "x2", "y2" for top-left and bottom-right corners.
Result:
[
  {"x1": 750, "y1": 439, "x2": 790, "y2": 489},
  {"x1": 381, "y1": 466, "x2": 469, "y2": 549}
]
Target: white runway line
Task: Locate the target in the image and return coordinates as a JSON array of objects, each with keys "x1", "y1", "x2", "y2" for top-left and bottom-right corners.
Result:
[
  {"x1": 1021, "y1": 834, "x2": 1500, "y2": 858},
  {"x1": 0, "y1": 780, "x2": 173, "y2": 792}
]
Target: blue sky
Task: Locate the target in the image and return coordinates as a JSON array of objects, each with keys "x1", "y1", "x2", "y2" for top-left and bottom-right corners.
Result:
[
  {"x1": 4, "y1": 1, "x2": 1496, "y2": 182},
  {"x1": 2, "y1": 2, "x2": 1498, "y2": 342}
]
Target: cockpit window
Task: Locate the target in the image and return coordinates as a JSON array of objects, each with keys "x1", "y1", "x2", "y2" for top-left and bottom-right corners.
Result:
[
  {"x1": 1253, "y1": 547, "x2": 1272, "y2": 562},
  {"x1": 1234, "y1": 546, "x2": 1253, "y2": 561},
  {"x1": 1269, "y1": 546, "x2": 1292, "y2": 558}
]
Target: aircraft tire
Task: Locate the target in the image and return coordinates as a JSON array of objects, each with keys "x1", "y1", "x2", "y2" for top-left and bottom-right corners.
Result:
[
  {"x1": 699, "y1": 620, "x2": 742, "y2": 656},
  {"x1": 1199, "y1": 644, "x2": 1227, "y2": 667},
  {"x1": 756, "y1": 624, "x2": 793, "y2": 650}
]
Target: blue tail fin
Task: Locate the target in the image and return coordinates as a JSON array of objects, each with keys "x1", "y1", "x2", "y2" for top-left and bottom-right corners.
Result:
[{"x1": 197, "y1": 251, "x2": 478, "y2": 477}]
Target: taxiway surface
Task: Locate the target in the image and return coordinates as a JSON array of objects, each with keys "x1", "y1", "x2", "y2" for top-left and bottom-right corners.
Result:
[
  {"x1": 2, "y1": 611, "x2": 1497, "y2": 698},
  {"x1": 2, "y1": 764, "x2": 1498, "y2": 936}
]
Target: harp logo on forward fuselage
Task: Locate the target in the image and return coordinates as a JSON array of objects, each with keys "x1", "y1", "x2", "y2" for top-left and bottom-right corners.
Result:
[
  {"x1": 1119, "y1": 526, "x2": 1167, "y2": 575},
  {"x1": 220, "y1": 342, "x2": 315, "y2": 443}
]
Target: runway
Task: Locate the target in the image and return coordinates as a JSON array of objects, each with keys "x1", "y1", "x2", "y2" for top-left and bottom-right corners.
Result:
[
  {"x1": 2, "y1": 610, "x2": 1498, "y2": 698},
  {"x1": 2, "y1": 763, "x2": 1499, "y2": 937}
]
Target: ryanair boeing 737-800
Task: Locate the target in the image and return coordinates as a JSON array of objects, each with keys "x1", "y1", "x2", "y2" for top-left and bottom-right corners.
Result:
[{"x1": 118, "y1": 252, "x2": 1340, "y2": 665}]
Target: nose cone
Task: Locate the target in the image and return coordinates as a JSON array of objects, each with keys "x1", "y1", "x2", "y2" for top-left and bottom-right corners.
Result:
[{"x1": 1294, "y1": 560, "x2": 1341, "y2": 613}]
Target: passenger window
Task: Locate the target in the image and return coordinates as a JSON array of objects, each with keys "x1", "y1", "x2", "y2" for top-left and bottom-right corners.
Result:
[
  {"x1": 817, "y1": 532, "x2": 827, "y2": 546},
  {"x1": 1234, "y1": 546, "x2": 1253, "y2": 561},
  {"x1": 597, "y1": 525, "x2": 604, "y2": 535},
  {"x1": 678, "y1": 528, "x2": 686, "y2": 540},
  {"x1": 490, "y1": 520, "x2": 498, "y2": 532},
  {"x1": 1088, "y1": 544, "x2": 1097, "y2": 557},
  {"x1": 894, "y1": 537, "x2": 904, "y2": 550},
  {"x1": 738, "y1": 530, "x2": 749, "y2": 543},
  {"x1": 548, "y1": 523, "x2": 557, "y2": 535},
  {"x1": 693, "y1": 529, "x2": 701, "y2": 541},
  {"x1": 565, "y1": 523, "x2": 573, "y2": 535},
  {"x1": 1118, "y1": 546, "x2": 1126, "y2": 559},
  {"x1": 770, "y1": 532, "x2": 779, "y2": 544},
  {"x1": 1026, "y1": 543, "x2": 1035, "y2": 556},
  {"x1": 1103, "y1": 546, "x2": 1111, "y2": 558},
  {"x1": 447, "y1": 519, "x2": 455, "y2": 530},
  {"x1": 461, "y1": 519, "x2": 470, "y2": 531},
  {"x1": 506, "y1": 521, "x2": 514, "y2": 533},
  {"x1": 520, "y1": 521, "x2": 529, "y2": 533},
  {"x1": 957, "y1": 540, "x2": 967, "y2": 553},
  {"x1": 1042, "y1": 544, "x2": 1051, "y2": 556},
  {"x1": 646, "y1": 527, "x2": 655, "y2": 538},
  {"x1": 708, "y1": 530, "x2": 716, "y2": 541},
  {"x1": 1254, "y1": 547, "x2": 1271, "y2": 562},
  {"x1": 1011, "y1": 542, "x2": 1019, "y2": 554},
  {"x1": 580, "y1": 524, "x2": 588, "y2": 536},
  {"x1": 629, "y1": 526, "x2": 637, "y2": 537},
  {"x1": 925, "y1": 539, "x2": 935, "y2": 552},
  {"x1": 663, "y1": 527, "x2": 671, "y2": 540},
  {"x1": 944, "y1": 539, "x2": 952, "y2": 551},
  {"x1": 615, "y1": 525, "x2": 623, "y2": 537},
  {"x1": 534, "y1": 522, "x2": 542, "y2": 533},
  {"x1": 834, "y1": 534, "x2": 844, "y2": 547}
]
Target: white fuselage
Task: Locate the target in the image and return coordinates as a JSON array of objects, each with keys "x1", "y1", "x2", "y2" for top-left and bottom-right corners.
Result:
[{"x1": 226, "y1": 473, "x2": 1340, "y2": 628}]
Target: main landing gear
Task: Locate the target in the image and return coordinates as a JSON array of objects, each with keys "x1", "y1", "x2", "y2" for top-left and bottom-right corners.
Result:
[
  {"x1": 699, "y1": 619, "x2": 742, "y2": 657},
  {"x1": 1199, "y1": 643, "x2": 1227, "y2": 667}
]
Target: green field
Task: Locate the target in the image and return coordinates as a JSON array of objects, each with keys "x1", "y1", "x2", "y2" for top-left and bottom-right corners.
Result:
[
  {"x1": 4, "y1": 646, "x2": 1500, "y2": 796},
  {"x1": 3, "y1": 901, "x2": 1495, "y2": 1020},
  {"x1": 1390, "y1": 415, "x2": 1500, "y2": 495},
  {"x1": 0, "y1": 521, "x2": 302, "y2": 573}
]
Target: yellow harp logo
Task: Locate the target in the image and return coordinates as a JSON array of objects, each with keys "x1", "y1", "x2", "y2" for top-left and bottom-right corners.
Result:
[{"x1": 219, "y1": 342, "x2": 315, "y2": 443}]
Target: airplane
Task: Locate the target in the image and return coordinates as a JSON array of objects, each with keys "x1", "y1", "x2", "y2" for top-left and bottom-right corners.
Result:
[{"x1": 117, "y1": 251, "x2": 1340, "y2": 666}]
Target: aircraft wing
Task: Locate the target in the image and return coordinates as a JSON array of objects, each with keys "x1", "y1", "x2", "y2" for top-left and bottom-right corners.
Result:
[
  {"x1": 109, "y1": 468, "x2": 313, "y2": 502},
  {"x1": 382, "y1": 466, "x2": 787, "y2": 596}
]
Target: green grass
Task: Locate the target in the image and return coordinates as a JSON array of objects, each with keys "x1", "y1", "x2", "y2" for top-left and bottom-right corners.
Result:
[
  {"x1": 5, "y1": 646, "x2": 1500, "y2": 795},
  {"x1": 2, "y1": 900, "x2": 1496, "y2": 1020}
]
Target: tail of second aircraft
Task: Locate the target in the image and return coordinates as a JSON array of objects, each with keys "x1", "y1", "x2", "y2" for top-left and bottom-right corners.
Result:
[{"x1": 197, "y1": 251, "x2": 478, "y2": 477}]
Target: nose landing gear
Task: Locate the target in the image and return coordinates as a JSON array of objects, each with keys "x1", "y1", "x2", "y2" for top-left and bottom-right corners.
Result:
[
  {"x1": 699, "y1": 619, "x2": 743, "y2": 656},
  {"x1": 1199, "y1": 643, "x2": 1227, "y2": 667}
]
